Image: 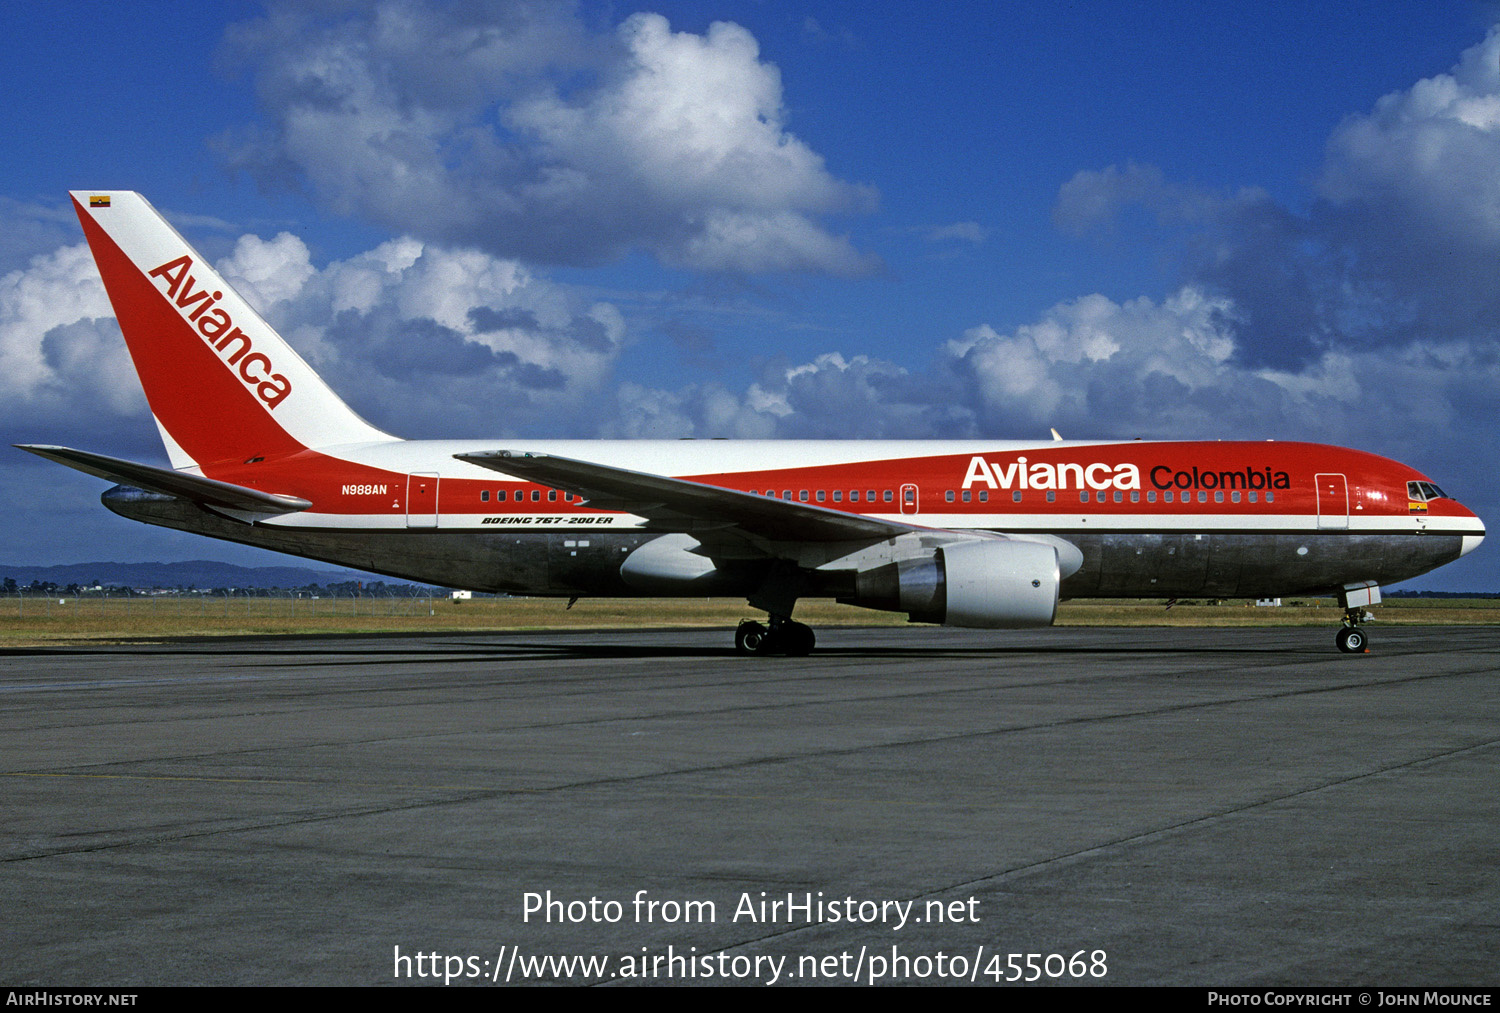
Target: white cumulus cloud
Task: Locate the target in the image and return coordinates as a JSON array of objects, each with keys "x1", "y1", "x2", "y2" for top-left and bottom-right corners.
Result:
[
  {"x1": 220, "y1": 2, "x2": 877, "y2": 275},
  {"x1": 0, "y1": 243, "x2": 142, "y2": 421},
  {"x1": 1320, "y1": 25, "x2": 1500, "y2": 249}
]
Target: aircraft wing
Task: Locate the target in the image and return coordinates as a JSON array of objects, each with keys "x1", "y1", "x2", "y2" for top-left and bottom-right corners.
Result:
[
  {"x1": 455, "y1": 449, "x2": 916, "y2": 543},
  {"x1": 15, "y1": 445, "x2": 312, "y2": 515}
]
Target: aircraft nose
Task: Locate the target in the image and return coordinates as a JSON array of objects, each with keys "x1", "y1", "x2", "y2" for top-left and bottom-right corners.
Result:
[{"x1": 1456, "y1": 500, "x2": 1485, "y2": 557}]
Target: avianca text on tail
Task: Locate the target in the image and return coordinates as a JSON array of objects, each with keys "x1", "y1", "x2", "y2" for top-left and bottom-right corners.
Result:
[
  {"x1": 19, "y1": 190, "x2": 1484, "y2": 656},
  {"x1": 146, "y1": 255, "x2": 292, "y2": 408}
]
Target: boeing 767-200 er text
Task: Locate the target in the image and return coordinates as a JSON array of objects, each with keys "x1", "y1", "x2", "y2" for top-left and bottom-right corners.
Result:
[{"x1": 18, "y1": 192, "x2": 1486, "y2": 654}]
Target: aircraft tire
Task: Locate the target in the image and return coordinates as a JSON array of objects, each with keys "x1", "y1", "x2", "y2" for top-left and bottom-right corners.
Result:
[
  {"x1": 735, "y1": 621, "x2": 769, "y2": 655},
  {"x1": 1336, "y1": 627, "x2": 1367, "y2": 653},
  {"x1": 782, "y1": 622, "x2": 816, "y2": 657}
]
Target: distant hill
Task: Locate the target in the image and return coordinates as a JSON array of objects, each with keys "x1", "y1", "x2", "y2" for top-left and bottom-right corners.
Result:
[{"x1": 0, "y1": 560, "x2": 412, "y2": 589}]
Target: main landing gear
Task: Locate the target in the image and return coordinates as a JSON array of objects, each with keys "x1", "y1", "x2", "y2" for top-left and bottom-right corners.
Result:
[
  {"x1": 735, "y1": 616, "x2": 816, "y2": 656},
  {"x1": 1336, "y1": 608, "x2": 1375, "y2": 653}
]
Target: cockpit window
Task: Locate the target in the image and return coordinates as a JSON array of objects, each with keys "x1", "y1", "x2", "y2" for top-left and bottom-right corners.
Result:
[{"x1": 1407, "y1": 481, "x2": 1449, "y2": 502}]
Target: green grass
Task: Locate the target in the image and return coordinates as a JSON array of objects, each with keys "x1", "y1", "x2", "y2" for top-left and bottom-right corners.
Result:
[
  {"x1": 1053, "y1": 597, "x2": 1500, "y2": 627},
  {"x1": 1, "y1": 595, "x2": 1495, "y2": 647}
]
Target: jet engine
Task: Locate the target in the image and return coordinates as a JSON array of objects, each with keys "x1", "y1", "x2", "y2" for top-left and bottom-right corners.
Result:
[{"x1": 840, "y1": 538, "x2": 1059, "y2": 628}]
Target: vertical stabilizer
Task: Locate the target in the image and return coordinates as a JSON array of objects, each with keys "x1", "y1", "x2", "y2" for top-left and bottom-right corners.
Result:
[{"x1": 70, "y1": 191, "x2": 393, "y2": 468}]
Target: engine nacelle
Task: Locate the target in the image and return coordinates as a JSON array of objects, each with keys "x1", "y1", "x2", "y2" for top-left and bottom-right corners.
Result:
[{"x1": 840, "y1": 539, "x2": 1059, "y2": 628}]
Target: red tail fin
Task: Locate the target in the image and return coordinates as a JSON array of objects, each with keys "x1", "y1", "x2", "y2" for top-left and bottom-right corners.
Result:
[{"x1": 71, "y1": 191, "x2": 392, "y2": 469}]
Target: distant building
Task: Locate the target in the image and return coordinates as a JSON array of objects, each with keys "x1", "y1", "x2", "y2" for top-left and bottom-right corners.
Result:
[{"x1": 1255, "y1": 598, "x2": 1282, "y2": 607}]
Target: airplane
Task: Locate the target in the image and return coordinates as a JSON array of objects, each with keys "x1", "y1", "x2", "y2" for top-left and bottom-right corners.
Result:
[{"x1": 17, "y1": 191, "x2": 1485, "y2": 655}]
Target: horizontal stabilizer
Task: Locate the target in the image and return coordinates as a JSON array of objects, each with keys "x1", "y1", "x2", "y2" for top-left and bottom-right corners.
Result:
[
  {"x1": 15, "y1": 445, "x2": 311, "y2": 515},
  {"x1": 457, "y1": 449, "x2": 910, "y2": 543}
]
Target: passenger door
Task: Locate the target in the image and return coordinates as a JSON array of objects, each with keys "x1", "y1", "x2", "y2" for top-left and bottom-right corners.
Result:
[
  {"x1": 406, "y1": 473, "x2": 440, "y2": 528},
  {"x1": 1315, "y1": 473, "x2": 1348, "y2": 530}
]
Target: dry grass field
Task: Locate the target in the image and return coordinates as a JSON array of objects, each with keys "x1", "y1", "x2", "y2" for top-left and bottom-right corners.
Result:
[{"x1": 0, "y1": 594, "x2": 1494, "y2": 647}]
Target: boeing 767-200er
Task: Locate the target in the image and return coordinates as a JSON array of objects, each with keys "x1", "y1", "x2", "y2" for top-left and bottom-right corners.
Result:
[{"x1": 18, "y1": 192, "x2": 1486, "y2": 654}]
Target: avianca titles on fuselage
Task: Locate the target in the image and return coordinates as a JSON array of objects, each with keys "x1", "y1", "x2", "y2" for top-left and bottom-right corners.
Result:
[{"x1": 19, "y1": 191, "x2": 1484, "y2": 656}]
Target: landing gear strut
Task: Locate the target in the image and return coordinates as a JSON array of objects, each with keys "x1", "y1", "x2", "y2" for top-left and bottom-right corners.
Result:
[
  {"x1": 1336, "y1": 608, "x2": 1374, "y2": 653},
  {"x1": 734, "y1": 616, "x2": 816, "y2": 656}
]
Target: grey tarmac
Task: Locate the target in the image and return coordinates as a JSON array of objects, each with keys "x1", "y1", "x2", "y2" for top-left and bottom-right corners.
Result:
[{"x1": 1, "y1": 625, "x2": 1497, "y2": 986}]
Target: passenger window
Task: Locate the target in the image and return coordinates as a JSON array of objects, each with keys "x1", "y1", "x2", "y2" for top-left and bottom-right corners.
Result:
[
  {"x1": 1198, "y1": 491, "x2": 1208, "y2": 503},
  {"x1": 799, "y1": 490, "x2": 808, "y2": 502},
  {"x1": 1147, "y1": 491, "x2": 1156, "y2": 503},
  {"x1": 849, "y1": 491, "x2": 859, "y2": 502},
  {"x1": 1164, "y1": 491, "x2": 1174, "y2": 503},
  {"x1": 1012, "y1": 491, "x2": 1022, "y2": 503},
  {"x1": 1046, "y1": 491, "x2": 1055, "y2": 503},
  {"x1": 531, "y1": 490, "x2": 540, "y2": 502},
  {"x1": 1249, "y1": 491, "x2": 1257, "y2": 502},
  {"x1": 1232, "y1": 491, "x2": 1241, "y2": 503},
  {"x1": 962, "y1": 490, "x2": 971, "y2": 503},
  {"x1": 883, "y1": 490, "x2": 893, "y2": 503},
  {"x1": 1266, "y1": 491, "x2": 1274, "y2": 503},
  {"x1": 980, "y1": 491, "x2": 989, "y2": 503},
  {"x1": 548, "y1": 489, "x2": 557, "y2": 502},
  {"x1": 1113, "y1": 491, "x2": 1122, "y2": 503},
  {"x1": 481, "y1": 490, "x2": 489, "y2": 502},
  {"x1": 1130, "y1": 491, "x2": 1139, "y2": 503},
  {"x1": 816, "y1": 490, "x2": 825, "y2": 502},
  {"x1": 1079, "y1": 491, "x2": 1089, "y2": 503},
  {"x1": 945, "y1": 490, "x2": 955, "y2": 502},
  {"x1": 1214, "y1": 491, "x2": 1224, "y2": 503},
  {"x1": 869, "y1": 490, "x2": 877, "y2": 502},
  {"x1": 833, "y1": 490, "x2": 842, "y2": 502}
]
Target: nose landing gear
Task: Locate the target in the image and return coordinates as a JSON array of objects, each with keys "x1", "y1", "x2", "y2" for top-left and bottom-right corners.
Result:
[
  {"x1": 1336, "y1": 607, "x2": 1375, "y2": 653},
  {"x1": 1334, "y1": 582, "x2": 1381, "y2": 654}
]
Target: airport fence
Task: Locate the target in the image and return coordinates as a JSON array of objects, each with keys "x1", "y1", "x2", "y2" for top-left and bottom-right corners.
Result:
[{"x1": 0, "y1": 588, "x2": 441, "y2": 620}]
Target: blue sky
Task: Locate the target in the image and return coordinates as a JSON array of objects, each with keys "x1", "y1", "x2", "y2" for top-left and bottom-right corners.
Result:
[{"x1": 2, "y1": 1, "x2": 1498, "y2": 590}]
